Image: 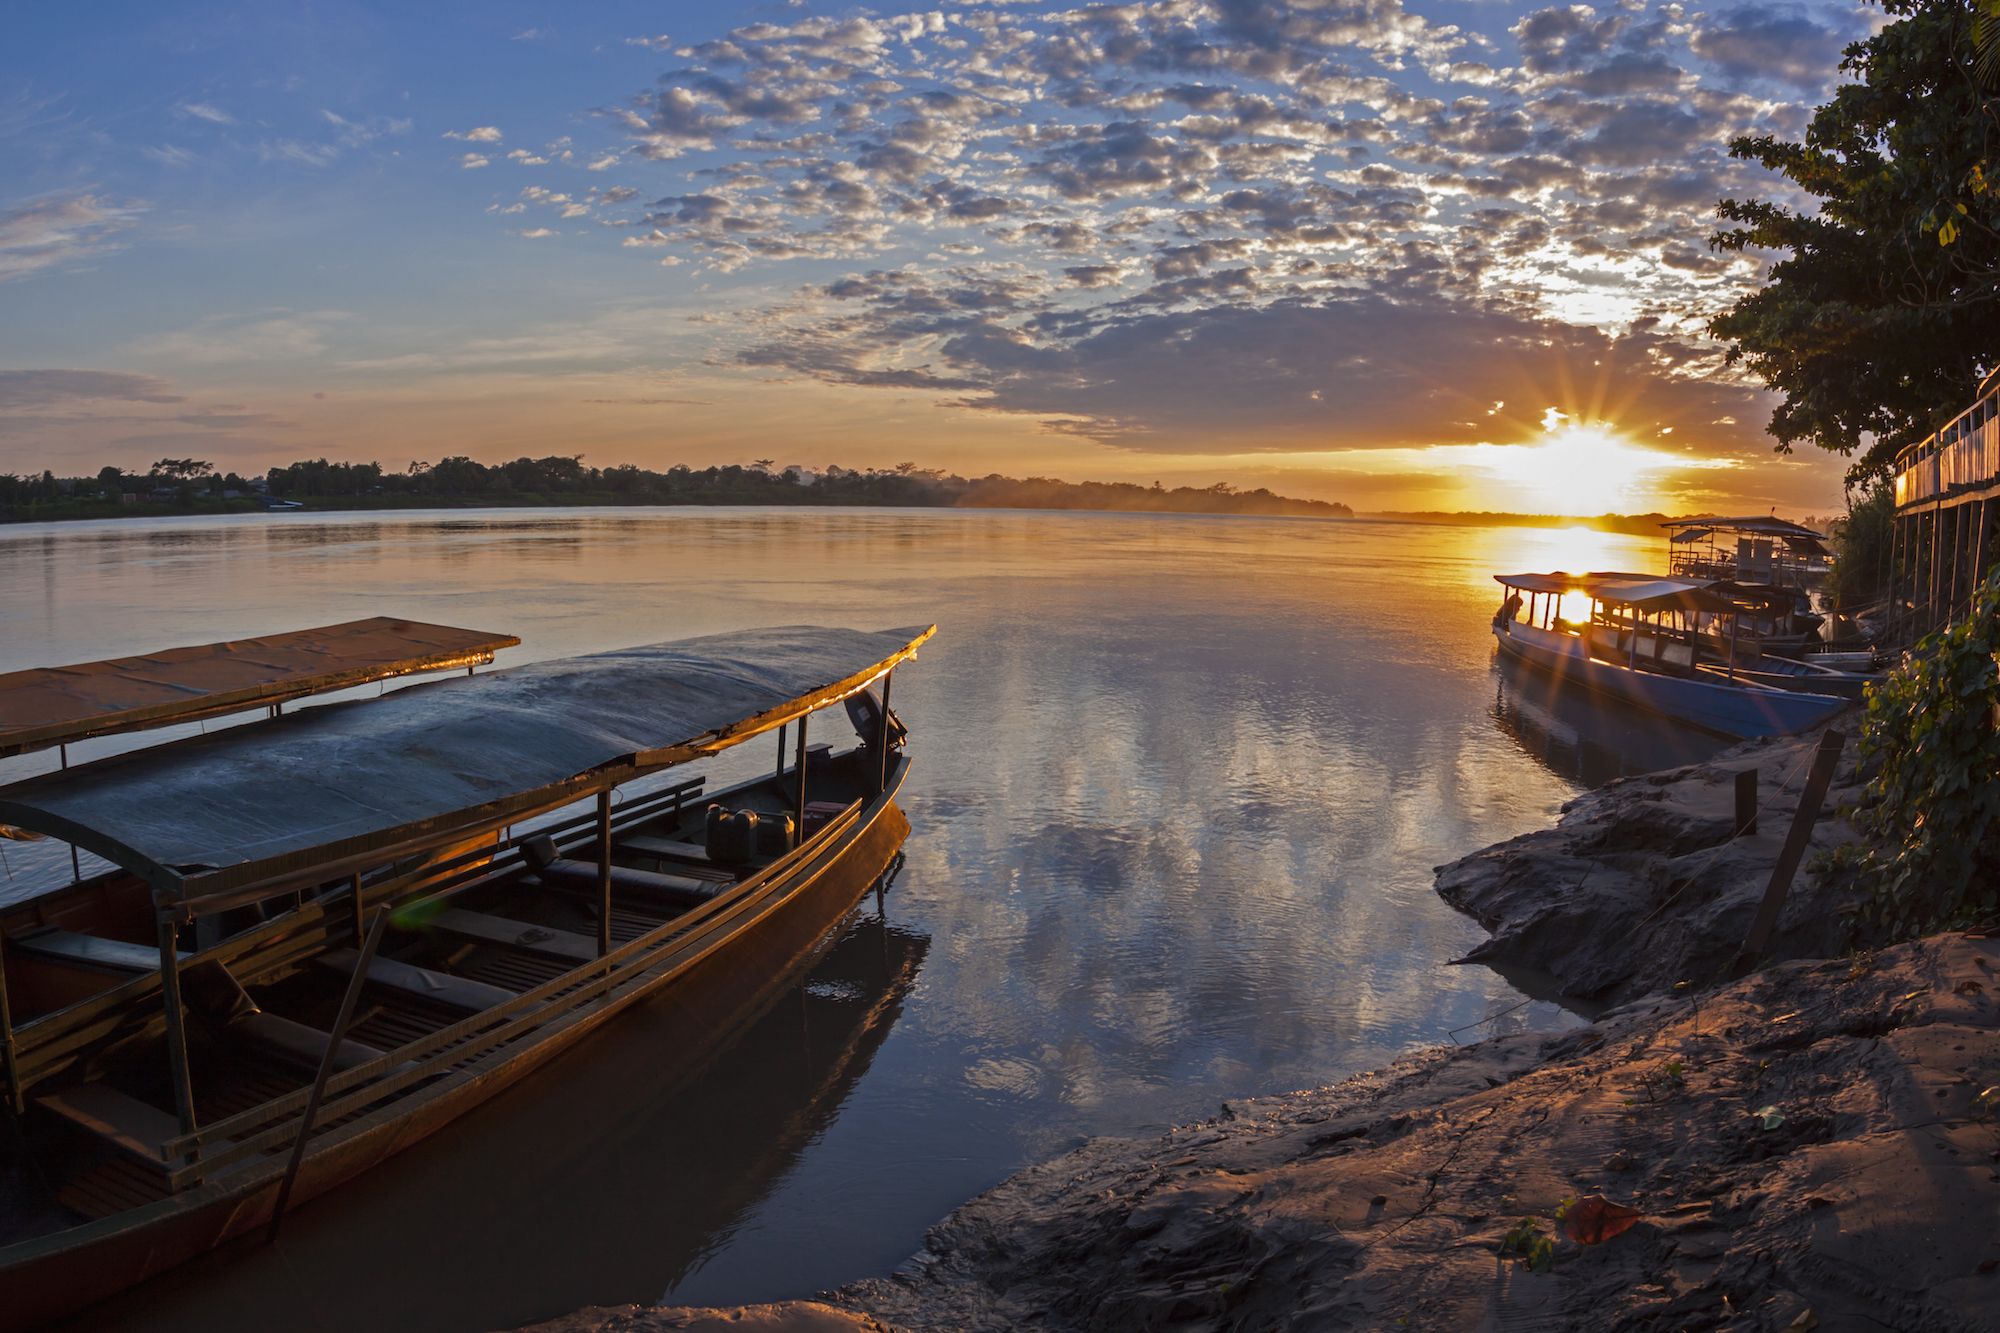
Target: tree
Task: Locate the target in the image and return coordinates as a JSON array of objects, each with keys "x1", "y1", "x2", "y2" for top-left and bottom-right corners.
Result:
[
  {"x1": 151, "y1": 457, "x2": 212, "y2": 481},
  {"x1": 1710, "y1": 1, "x2": 2000, "y2": 484}
]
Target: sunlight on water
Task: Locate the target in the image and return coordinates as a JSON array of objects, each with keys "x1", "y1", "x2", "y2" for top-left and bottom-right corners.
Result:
[{"x1": 0, "y1": 509, "x2": 1727, "y2": 1330}]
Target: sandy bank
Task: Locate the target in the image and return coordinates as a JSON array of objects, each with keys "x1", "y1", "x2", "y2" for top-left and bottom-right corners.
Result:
[{"x1": 1435, "y1": 725, "x2": 1873, "y2": 1010}]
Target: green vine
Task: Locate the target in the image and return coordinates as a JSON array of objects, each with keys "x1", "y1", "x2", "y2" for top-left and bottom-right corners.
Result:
[{"x1": 1850, "y1": 570, "x2": 2000, "y2": 936}]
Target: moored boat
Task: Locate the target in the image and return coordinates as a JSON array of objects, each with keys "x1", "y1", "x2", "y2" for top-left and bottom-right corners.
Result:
[
  {"x1": 1491, "y1": 571, "x2": 1848, "y2": 739},
  {"x1": 0, "y1": 620, "x2": 932, "y2": 1328}
]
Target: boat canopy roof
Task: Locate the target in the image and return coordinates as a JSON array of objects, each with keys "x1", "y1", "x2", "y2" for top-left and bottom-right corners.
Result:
[
  {"x1": 1660, "y1": 515, "x2": 1828, "y2": 552},
  {"x1": 0, "y1": 618, "x2": 519, "y2": 760},
  {"x1": 0, "y1": 623, "x2": 932, "y2": 915},
  {"x1": 1494, "y1": 571, "x2": 1739, "y2": 613}
]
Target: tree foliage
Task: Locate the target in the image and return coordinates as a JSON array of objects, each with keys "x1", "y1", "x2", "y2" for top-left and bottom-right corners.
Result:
[
  {"x1": 1827, "y1": 482, "x2": 1896, "y2": 606},
  {"x1": 1845, "y1": 568, "x2": 2000, "y2": 935},
  {"x1": 2, "y1": 455, "x2": 1357, "y2": 523},
  {"x1": 1710, "y1": 0, "x2": 2000, "y2": 483}
]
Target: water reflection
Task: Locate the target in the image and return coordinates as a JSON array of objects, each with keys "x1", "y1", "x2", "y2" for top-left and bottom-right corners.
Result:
[
  {"x1": 73, "y1": 905, "x2": 930, "y2": 1333},
  {"x1": 0, "y1": 508, "x2": 1684, "y2": 1325}
]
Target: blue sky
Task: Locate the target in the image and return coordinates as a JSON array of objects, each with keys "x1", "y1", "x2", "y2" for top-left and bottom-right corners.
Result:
[{"x1": 0, "y1": 2, "x2": 1880, "y2": 511}]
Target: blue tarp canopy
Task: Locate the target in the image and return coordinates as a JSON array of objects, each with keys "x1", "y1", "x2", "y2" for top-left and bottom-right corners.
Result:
[{"x1": 0, "y1": 624, "x2": 932, "y2": 911}]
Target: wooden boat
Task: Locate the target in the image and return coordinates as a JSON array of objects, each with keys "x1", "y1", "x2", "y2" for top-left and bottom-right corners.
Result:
[
  {"x1": 1715, "y1": 654, "x2": 1876, "y2": 701},
  {"x1": 1661, "y1": 516, "x2": 1831, "y2": 595},
  {"x1": 0, "y1": 620, "x2": 932, "y2": 1329},
  {"x1": 1491, "y1": 572, "x2": 1848, "y2": 739}
]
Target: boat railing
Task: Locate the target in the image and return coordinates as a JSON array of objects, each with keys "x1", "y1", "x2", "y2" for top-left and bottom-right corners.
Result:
[
  {"x1": 1893, "y1": 383, "x2": 2000, "y2": 508},
  {"x1": 156, "y1": 794, "x2": 870, "y2": 1190}
]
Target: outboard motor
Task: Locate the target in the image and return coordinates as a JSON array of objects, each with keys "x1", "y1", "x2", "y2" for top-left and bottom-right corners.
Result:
[{"x1": 844, "y1": 686, "x2": 906, "y2": 750}]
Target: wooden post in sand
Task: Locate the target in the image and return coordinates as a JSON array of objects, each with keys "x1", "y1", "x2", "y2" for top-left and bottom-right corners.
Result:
[
  {"x1": 1731, "y1": 730, "x2": 1845, "y2": 977},
  {"x1": 1734, "y1": 769, "x2": 1757, "y2": 837}
]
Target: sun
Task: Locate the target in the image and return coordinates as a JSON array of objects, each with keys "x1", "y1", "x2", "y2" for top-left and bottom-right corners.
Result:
[{"x1": 1472, "y1": 416, "x2": 1681, "y2": 514}]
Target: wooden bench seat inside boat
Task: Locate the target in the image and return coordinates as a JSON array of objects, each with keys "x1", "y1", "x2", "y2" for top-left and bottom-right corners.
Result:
[
  {"x1": 420, "y1": 907, "x2": 598, "y2": 963},
  {"x1": 13, "y1": 929, "x2": 188, "y2": 973},
  {"x1": 521, "y1": 835, "x2": 729, "y2": 906},
  {"x1": 229, "y1": 1012, "x2": 387, "y2": 1074},
  {"x1": 314, "y1": 948, "x2": 516, "y2": 1013},
  {"x1": 178, "y1": 956, "x2": 389, "y2": 1074},
  {"x1": 35, "y1": 1084, "x2": 178, "y2": 1166}
]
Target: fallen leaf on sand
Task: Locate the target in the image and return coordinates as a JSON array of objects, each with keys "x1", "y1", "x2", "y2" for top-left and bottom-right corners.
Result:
[{"x1": 1560, "y1": 1195, "x2": 1641, "y2": 1245}]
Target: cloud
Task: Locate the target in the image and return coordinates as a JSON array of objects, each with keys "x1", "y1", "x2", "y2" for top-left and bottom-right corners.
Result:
[
  {"x1": 443, "y1": 125, "x2": 504, "y2": 142},
  {"x1": 425, "y1": 1, "x2": 1867, "y2": 498},
  {"x1": 1690, "y1": 6, "x2": 1852, "y2": 89},
  {"x1": 176, "y1": 101, "x2": 234, "y2": 125},
  {"x1": 132, "y1": 310, "x2": 348, "y2": 364},
  {"x1": 460, "y1": 152, "x2": 491, "y2": 169},
  {"x1": 0, "y1": 193, "x2": 140, "y2": 283},
  {"x1": 519, "y1": 227, "x2": 557, "y2": 238},
  {"x1": 0, "y1": 369, "x2": 183, "y2": 410}
]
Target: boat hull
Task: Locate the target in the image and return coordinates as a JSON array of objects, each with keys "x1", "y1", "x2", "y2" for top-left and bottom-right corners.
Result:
[
  {"x1": 0, "y1": 759, "x2": 914, "y2": 1331},
  {"x1": 1494, "y1": 621, "x2": 1848, "y2": 739}
]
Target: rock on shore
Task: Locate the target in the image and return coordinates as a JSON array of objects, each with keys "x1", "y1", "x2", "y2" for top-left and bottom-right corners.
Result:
[
  {"x1": 839, "y1": 933, "x2": 2000, "y2": 1330},
  {"x1": 521, "y1": 725, "x2": 2000, "y2": 1333},
  {"x1": 531, "y1": 933, "x2": 1999, "y2": 1332},
  {"x1": 1434, "y1": 726, "x2": 1874, "y2": 1009}
]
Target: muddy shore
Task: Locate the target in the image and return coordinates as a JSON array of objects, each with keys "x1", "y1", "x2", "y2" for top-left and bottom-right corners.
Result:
[{"x1": 527, "y1": 728, "x2": 2000, "y2": 1332}]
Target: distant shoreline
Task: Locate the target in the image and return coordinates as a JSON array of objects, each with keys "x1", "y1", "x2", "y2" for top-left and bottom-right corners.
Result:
[{"x1": 0, "y1": 494, "x2": 1697, "y2": 533}]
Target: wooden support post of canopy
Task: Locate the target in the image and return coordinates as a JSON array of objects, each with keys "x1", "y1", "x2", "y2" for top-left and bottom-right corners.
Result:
[
  {"x1": 877, "y1": 670, "x2": 893, "y2": 794},
  {"x1": 596, "y1": 790, "x2": 613, "y2": 960},
  {"x1": 0, "y1": 930, "x2": 21, "y2": 1115},
  {"x1": 158, "y1": 916, "x2": 200, "y2": 1154},
  {"x1": 268, "y1": 907, "x2": 389, "y2": 1243},
  {"x1": 794, "y1": 710, "x2": 810, "y2": 842}
]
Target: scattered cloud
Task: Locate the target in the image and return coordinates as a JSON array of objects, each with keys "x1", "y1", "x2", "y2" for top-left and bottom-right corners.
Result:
[
  {"x1": 131, "y1": 310, "x2": 350, "y2": 364},
  {"x1": 460, "y1": 152, "x2": 491, "y2": 169},
  {"x1": 0, "y1": 369, "x2": 182, "y2": 411},
  {"x1": 444, "y1": 125, "x2": 503, "y2": 143},
  {"x1": 519, "y1": 0, "x2": 1871, "y2": 478},
  {"x1": 520, "y1": 227, "x2": 557, "y2": 238},
  {"x1": 0, "y1": 193, "x2": 140, "y2": 283},
  {"x1": 176, "y1": 101, "x2": 234, "y2": 125}
]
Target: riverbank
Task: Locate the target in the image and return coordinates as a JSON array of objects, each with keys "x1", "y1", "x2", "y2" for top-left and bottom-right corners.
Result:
[
  {"x1": 534, "y1": 929, "x2": 2000, "y2": 1331},
  {"x1": 1433, "y1": 724, "x2": 1873, "y2": 1010},
  {"x1": 522, "y1": 725, "x2": 2000, "y2": 1331}
]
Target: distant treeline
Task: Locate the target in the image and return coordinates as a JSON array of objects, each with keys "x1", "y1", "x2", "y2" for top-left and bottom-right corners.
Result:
[
  {"x1": 0, "y1": 455, "x2": 1354, "y2": 523},
  {"x1": 1366, "y1": 510, "x2": 1682, "y2": 537}
]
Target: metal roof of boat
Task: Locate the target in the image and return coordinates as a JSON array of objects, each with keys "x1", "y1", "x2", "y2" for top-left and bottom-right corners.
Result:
[
  {"x1": 0, "y1": 623, "x2": 932, "y2": 914},
  {"x1": 1659, "y1": 515, "x2": 1827, "y2": 540},
  {"x1": 0, "y1": 618, "x2": 519, "y2": 760},
  {"x1": 1494, "y1": 571, "x2": 1738, "y2": 612}
]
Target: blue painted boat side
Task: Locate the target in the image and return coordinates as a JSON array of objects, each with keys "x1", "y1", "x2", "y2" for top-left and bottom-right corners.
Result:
[{"x1": 1493, "y1": 620, "x2": 1848, "y2": 739}]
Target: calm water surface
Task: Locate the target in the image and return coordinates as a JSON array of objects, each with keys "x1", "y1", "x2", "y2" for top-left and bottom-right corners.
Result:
[{"x1": 0, "y1": 509, "x2": 1724, "y2": 1331}]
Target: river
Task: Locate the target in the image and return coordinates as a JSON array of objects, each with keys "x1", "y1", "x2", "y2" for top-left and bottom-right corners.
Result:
[{"x1": 0, "y1": 508, "x2": 1724, "y2": 1330}]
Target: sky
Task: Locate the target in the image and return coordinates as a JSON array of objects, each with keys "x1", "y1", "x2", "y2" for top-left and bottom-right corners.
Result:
[{"x1": 0, "y1": 1, "x2": 1883, "y2": 514}]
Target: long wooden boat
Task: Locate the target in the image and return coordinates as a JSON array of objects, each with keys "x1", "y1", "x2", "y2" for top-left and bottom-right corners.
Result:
[
  {"x1": 0, "y1": 621, "x2": 932, "y2": 1329},
  {"x1": 1491, "y1": 572, "x2": 1847, "y2": 739}
]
